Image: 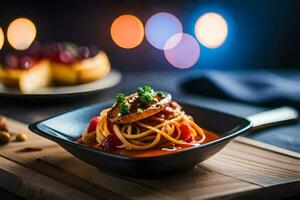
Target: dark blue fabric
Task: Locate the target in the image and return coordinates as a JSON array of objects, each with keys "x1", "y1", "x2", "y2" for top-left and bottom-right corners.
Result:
[{"x1": 180, "y1": 70, "x2": 300, "y2": 110}]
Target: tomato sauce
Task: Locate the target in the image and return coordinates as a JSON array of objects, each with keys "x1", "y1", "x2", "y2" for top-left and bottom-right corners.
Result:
[{"x1": 106, "y1": 129, "x2": 220, "y2": 158}]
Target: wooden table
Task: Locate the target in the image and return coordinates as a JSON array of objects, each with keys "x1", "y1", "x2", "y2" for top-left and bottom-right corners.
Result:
[
  {"x1": 1, "y1": 70, "x2": 300, "y2": 199},
  {"x1": 1, "y1": 117, "x2": 299, "y2": 200}
]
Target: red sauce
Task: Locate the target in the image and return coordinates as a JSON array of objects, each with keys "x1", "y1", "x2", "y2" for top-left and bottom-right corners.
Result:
[{"x1": 103, "y1": 129, "x2": 220, "y2": 158}]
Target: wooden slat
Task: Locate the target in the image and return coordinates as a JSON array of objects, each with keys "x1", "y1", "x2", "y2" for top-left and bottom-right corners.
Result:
[
  {"x1": 1, "y1": 147, "x2": 178, "y2": 200},
  {"x1": 0, "y1": 151, "x2": 128, "y2": 200},
  {"x1": 1, "y1": 117, "x2": 300, "y2": 200},
  {"x1": 235, "y1": 136, "x2": 300, "y2": 159},
  {"x1": 0, "y1": 157, "x2": 96, "y2": 200},
  {"x1": 136, "y1": 166, "x2": 259, "y2": 200},
  {"x1": 43, "y1": 151, "x2": 259, "y2": 200},
  {"x1": 202, "y1": 141, "x2": 300, "y2": 187}
]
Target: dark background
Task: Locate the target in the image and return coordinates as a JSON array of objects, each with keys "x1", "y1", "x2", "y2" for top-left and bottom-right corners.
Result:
[{"x1": 0, "y1": 0, "x2": 300, "y2": 70}]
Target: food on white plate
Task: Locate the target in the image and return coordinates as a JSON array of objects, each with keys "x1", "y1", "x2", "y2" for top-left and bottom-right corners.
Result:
[{"x1": 0, "y1": 42, "x2": 110, "y2": 93}]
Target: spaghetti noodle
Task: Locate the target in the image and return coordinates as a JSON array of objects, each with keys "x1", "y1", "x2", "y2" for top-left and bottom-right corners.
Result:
[{"x1": 78, "y1": 86, "x2": 208, "y2": 154}]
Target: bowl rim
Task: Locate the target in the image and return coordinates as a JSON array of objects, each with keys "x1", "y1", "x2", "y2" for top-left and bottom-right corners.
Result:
[{"x1": 29, "y1": 99, "x2": 252, "y2": 161}]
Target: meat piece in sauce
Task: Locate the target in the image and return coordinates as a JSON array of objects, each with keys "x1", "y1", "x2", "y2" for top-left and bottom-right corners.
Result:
[{"x1": 107, "y1": 92, "x2": 171, "y2": 124}]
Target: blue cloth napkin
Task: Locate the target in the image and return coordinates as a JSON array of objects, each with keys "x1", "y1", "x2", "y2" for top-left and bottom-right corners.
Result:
[{"x1": 180, "y1": 70, "x2": 300, "y2": 110}]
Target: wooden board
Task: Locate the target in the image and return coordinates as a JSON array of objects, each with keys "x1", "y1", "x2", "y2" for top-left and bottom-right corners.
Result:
[{"x1": 0, "y1": 117, "x2": 300, "y2": 200}]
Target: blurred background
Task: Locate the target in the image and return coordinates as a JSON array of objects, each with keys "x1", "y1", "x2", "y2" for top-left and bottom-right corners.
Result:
[
  {"x1": 1, "y1": 1, "x2": 300, "y2": 199},
  {"x1": 0, "y1": 0, "x2": 300, "y2": 70}
]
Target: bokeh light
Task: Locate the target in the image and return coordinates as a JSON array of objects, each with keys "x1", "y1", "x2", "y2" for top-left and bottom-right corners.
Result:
[
  {"x1": 0, "y1": 27, "x2": 4, "y2": 50},
  {"x1": 110, "y1": 14, "x2": 144, "y2": 49},
  {"x1": 164, "y1": 33, "x2": 200, "y2": 69},
  {"x1": 195, "y1": 12, "x2": 228, "y2": 48},
  {"x1": 145, "y1": 12, "x2": 183, "y2": 50},
  {"x1": 7, "y1": 18, "x2": 37, "y2": 50}
]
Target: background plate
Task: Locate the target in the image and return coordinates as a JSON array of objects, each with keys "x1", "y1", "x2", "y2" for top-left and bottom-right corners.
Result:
[{"x1": 0, "y1": 69, "x2": 121, "y2": 101}]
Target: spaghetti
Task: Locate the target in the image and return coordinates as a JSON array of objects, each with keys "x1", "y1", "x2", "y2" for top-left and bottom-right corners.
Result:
[{"x1": 78, "y1": 86, "x2": 208, "y2": 154}]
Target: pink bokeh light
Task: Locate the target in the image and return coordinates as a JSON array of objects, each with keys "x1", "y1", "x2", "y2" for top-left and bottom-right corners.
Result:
[{"x1": 164, "y1": 33, "x2": 200, "y2": 69}]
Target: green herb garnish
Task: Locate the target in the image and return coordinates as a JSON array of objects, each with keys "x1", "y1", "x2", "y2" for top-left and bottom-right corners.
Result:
[
  {"x1": 137, "y1": 87, "x2": 144, "y2": 96},
  {"x1": 119, "y1": 102, "x2": 129, "y2": 115},
  {"x1": 137, "y1": 85, "x2": 155, "y2": 96},
  {"x1": 140, "y1": 93, "x2": 154, "y2": 106},
  {"x1": 116, "y1": 86, "x2": 164, "y2": 115},
  {"x1": 115, "y1": 93, "x2": 128, "y2": 115},
  {"x1": 137, "y1": 86, "x2": 157, "y2": 107},
  {"x1": 115, "y1": 93, "x2": 125, "y2": 103},
  {"x1": 143, "y1": 86, "x2": 154, "y2": 93}
]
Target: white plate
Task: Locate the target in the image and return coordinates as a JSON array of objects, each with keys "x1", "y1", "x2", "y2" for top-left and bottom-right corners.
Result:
[{"x1": 0, "y1": 69, "x2": 121, "y2": 100}]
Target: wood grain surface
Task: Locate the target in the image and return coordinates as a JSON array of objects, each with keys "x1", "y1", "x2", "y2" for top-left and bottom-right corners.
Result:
[{"x1": 0, "y1": 117, "x2": 299, "y2": 200}]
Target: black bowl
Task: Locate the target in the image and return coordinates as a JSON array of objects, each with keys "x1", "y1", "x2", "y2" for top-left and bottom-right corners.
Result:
[{"x1": 29, "y1": 101, "x2": 252, "y2": 179}]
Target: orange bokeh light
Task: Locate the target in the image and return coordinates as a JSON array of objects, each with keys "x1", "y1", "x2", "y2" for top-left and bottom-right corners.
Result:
[
  {"x1": 7, "y1": 18, "x2": 37, "y2": 50},
  {"x1": 110, "y1": 15, "x2": 144, "y2": 49},
  {"x1": 0, "y1": 27, "x2": 4, "y2": 50}
]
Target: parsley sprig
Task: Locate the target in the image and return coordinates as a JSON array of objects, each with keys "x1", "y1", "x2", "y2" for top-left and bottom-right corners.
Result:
[
  {"x1": 115, "y1": 92, "x2": 129, "y2": 115},
  {"x1": 137, "y1": 85, "x2": 159, "y2": 107},
  {"x1": 115, "y1": 86, "x2": 165, "y2": 115},
  {"x1": 140, "y1": 93, "x2": 153, "y2": 106},
  {"x1": 137, "y1": 86, "x2": 155, "y2": 96},
  {"x1": 119, "y1": 102, "x2": 129, "y2": 115},
  {"x1": 115, "y1": 93, "x2": 125, "y2": 103}
]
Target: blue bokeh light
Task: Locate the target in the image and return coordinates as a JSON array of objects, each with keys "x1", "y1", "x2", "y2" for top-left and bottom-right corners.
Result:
[
  {"x1": 186, "y1": 5, "x2": 235, "y2": 69},
  {"x1": 145, "y1": 12, "x2": 183, "y2": 50}
]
